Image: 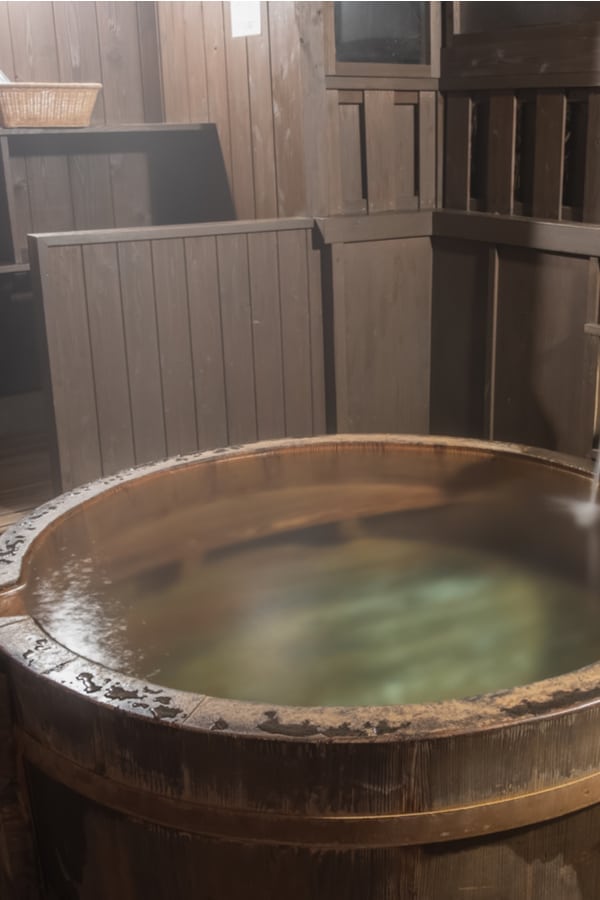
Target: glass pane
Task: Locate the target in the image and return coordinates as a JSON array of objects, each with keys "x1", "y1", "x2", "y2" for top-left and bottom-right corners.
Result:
[
  {"x1": 460, "y1": 2, "x2": 600, "y2": 35},
  {"x1": 335, "y1": 2, "x2": 429, "y2": 66}
]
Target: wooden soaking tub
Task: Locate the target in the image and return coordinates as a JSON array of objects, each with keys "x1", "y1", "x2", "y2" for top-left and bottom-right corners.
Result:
[{"x1": 2, "y1": 435, "x2": 600, "y2": 899}]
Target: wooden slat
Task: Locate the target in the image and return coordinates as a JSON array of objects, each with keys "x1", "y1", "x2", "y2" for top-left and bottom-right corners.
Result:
[
  {"x1": 137, "y1": 1, "x2": 164, "y2": 124},
  {"x1": 339, "y1": 104, "x2": 366, "y2": 214},
  {"x1": 185, "y1": 235, "x2": 229, "y2": 450},
  {"x1": 68, "y1": 155, "x2": 114, "y2": 230},
  {"x1": 203, "y1": 3, "x2": 233, "y2": 202},
  {"x1": 9, "y1": 155, "x2": 32, "y2": 263},
  {"x1": 316, "y1": 211, "x2": 433, "y2": 245},
  {"x1": 109, "y1": 152, "x2": 152, "y2": 229},
  {"x1": 419, "y1": 91, "x2": 437, "y2": 209},
  {"x1": 393, "y1": 103, "x2": 417, "y2": 205},
  {"x1": 486, "y1": 93, "x2": 517, "y2": 215},
  {"x1": 335, "y1": 237, "x2": 432, "y2": 433},
  {"x1": 247, "y1": 231, "x2": 286, "y2": 440},
  {"x1": 306, "y1": 230, "x2": 326, "y2": 434},
  {"x1": 26, "y1": 155, "x2": 74, "y2": 233},
  {"x1": 433, "y1": 209, "x2": 600, "y2": 256},
  {"x1": 494, "y1": 247, "x2": 591, "y2": 456},
  {"x1": 444, "y1": 94, "x2": 471, "y2": 209},
  {"x1": 7, "y1": 1, "x2": 59, "y2": 80},
  {"x1": 0, "y1": 137, "x2": 17, "y2": 262},
  {"x1": 583, "y1": 92, "x2": 600, "y2": 224},
  {"x1": 182, "y1": 3, "x2": 208, "y2": 122},
  {"x1": 298, "y1": 1, "x2": 329, "y2": 217},
  {"x1": 326, "y1": 75, "x2": 439, "y2": 91},
  {"x1": 36, "y1": 244, "x2": 101, "y2": 490},
  {"x1": 118, "y1": 241, "x2": 167, "y2": 465},
  {"x1": 0, "y1": 2, "x2": 15, "y2": 78},
  {"x1": 585, "y1": 257, "x2": 600, "y2": 453},
  {"x1": 157, "y1": 1, "x2": 191, "y2": 123},
  {"x1": 326, "y1": 90, "x2": 344, "y2": 215},
  {"x1": 269, "y1": 2, "x2": 306, "y2": 216},
  {"x1": 82, "y1": 243, "x2": 135, "y2": 477},
  {"x1": 35, "y1": 216, "x2": 314, "y2": 247},
  {"x1": 53, "y1": 1, "x2": 107, "y2": 125},
  {"x1": 247, "y1": 1, "x2": 278, "y2": 218},
  {"x1": 151, "y1": 239, "x2": 198, "y2": 456},
  {"x1": 430, "y1": 237, "x2": 490, "y2": 439},
  {"x1": 216, "y1": 233, "x2": 257, "y2": 444},
  {"x1": 277, "y1": 230, "x2": 313, "y2": 437},
  {"x1": 532, "y1": 91, "x2": 567, "y2": 220},
  {"x1": 224, "y1": 4, "x2": 256, "y2": 219},
  {"x1": 364, "y1": 91, "x2": 397, "y2": 213},
  {"x1": 95, "y1": 2, "x2": 146, "y2": 124}
]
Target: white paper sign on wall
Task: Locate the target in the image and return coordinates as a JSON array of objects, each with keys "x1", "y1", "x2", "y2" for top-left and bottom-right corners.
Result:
[{"x1": 230, "y1": 1, "x2": 261, "y2": 38}]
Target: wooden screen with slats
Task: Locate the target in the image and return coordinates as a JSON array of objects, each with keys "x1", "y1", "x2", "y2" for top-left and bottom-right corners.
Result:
[{"x1": 30, "y1": 220, "x2": 326, "y2": 491}]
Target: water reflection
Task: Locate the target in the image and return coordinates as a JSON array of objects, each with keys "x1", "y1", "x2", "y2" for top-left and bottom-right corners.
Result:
[{"x1": 22, "y1": 445, "x2": 600, "y2": 707}]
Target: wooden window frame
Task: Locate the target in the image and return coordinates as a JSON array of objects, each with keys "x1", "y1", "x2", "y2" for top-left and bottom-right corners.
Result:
[{"x1": 323, "y1": 1, "x2": 441, "y2": 81}]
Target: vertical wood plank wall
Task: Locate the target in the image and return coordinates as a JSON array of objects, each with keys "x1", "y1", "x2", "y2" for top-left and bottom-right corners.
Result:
[
  {"x1": 0, "y1": 2, "x2": 162, "y2": 124},
  {"x1": 31, "y1": 220, "x2": 326, "y2": 491},
  {"x1": 431, "y1": 215, "x2": 600, "y2": 458},
  {"x1": 156, "y1": 2, "x2": 440, "y2": 218}
]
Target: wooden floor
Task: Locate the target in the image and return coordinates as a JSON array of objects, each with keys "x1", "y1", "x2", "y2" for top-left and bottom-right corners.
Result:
[{"x1": 0, "y1": 432, "x2": 54, "y2": 535}]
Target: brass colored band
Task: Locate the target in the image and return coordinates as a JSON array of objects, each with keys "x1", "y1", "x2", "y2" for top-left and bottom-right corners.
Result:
[{"x1": 20, "y1": 732, "x2": 600, "y2": 848}]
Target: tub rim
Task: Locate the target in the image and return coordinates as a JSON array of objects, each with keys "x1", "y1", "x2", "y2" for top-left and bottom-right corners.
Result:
[{"x1": 0, "y1": 432, "x2": 598, "y2": 744}]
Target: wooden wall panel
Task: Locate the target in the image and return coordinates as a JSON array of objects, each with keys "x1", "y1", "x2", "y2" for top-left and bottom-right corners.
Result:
[
  {"x1": 246, "y1": 3, "x2": 278, "y2": 218},
  {"x1": 338, "y1": 104, "x2": 366, "y2": 214},
  {"x1": 430, "y1": 238, "x2": 490, "y2": 438},
  {"x1": 583, "y1": 92, "x2": 600, "y2": 223},
  {"x1": 247, "y1": 231, "x2": 286, "y2": 440},
  {"x1": 333, "y1": 237, "x2": 432, "y2": 434},
  {"x1": 532, "y1": 92, "x2": 566, "y2": 220},
  {"x1": 118, "y1": 241, "x2": 167, "y2": 465},
  {"x1": 223, "y1": 4, "x2": 256, "y2": 220},
  {"x1": 82, "y1": 243, "x2": 135, "y2": 476},
  {"x1": 34, "y1": 244, "x2": 102, "y2": 490},
  {"x1": 486, "y1": 93, "x2": 516, "y2": 215},
  {"x1": 494, "y1": 248, "x2": 593, "y2": 456},
  {"x1": 444, "y1": 95, "x2": 471, "y2": 209},
  {"x1": 0, "y1": 3, "x2": 162, "y2": 126},
  {"x1": 185, "y1": 236, "x2": 229, "y2": 450},
  {"x1": 33, "y1": 221, "x2": 324, "y2": 490}
]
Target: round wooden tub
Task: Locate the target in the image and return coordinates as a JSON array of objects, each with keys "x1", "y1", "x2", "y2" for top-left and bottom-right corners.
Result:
[{"x1": 1, "y1": 435, "x2": 600, "y2": 899}]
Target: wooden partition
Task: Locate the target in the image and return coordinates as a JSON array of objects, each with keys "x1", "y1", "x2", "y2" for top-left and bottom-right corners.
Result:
[
  {"x1": 30, "y1": 219, "x2": 326, "y2": 491},
  {"x1": 317, "y1": 212, "x2": 433, "y2": 435},
  {"x1": 431, "y1": 211, "x2": 600, "y2": 458}
]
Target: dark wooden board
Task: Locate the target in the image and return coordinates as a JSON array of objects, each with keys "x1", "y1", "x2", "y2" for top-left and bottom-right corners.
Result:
[
  {"x1": 185, "y1": 235, "x2": 229, "y2": 450},
  {"x1": 277, "y1": 230, "x2": 313, "y2": 437},
  {"x1": 247, "y1": 230, "x2": 286, "y2": 440},
  {"x1": 532, "y1": 92, "x2": 566, "y2": 220},
  {"x1": 268, "y1": 2, "x2": 306, "y2": 216},
  {"x1": 486, "y1": 93, "x2": 517, "y2": 215},
  {"x1": 494, "y1": 247, "x2": 592, "y2": 455},
  {"x1": 118, "y1": 240, "x2": 167, "y2": 466},
  {"x1": 430, "y1": 238, "x2": 490, "y2": 438},
  {"x1": 584, "y1": 92, "x2": 600, "y2": 223},
  {"x1": 36, "y1": 244, "x2": 101, "y2": 490},
  {"x1": 246, "y1": 2, "x2": 278, "y2": 218},
  {"x1": 334, "y1": 237, "x2": 432, "y2": 434},
  {"x1": 151, "y1": 239, "x2": 198, "y2": 456},
  {"x1": 82, "y1": 242, "x2": 135, "y2": 476},
  {"x1": 444, "y1": 95, "x2": 471, "y2": 210},
  {"x1": 224, "y1": 4, "x2": 256, "y2": 219},
  {"x1": 216, "y1": 233, "x2": 258, "y2": 444}
]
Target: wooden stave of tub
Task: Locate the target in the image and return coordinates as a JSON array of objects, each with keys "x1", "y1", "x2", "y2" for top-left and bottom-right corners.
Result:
[{"x1": 1, "y1": 435, "x2": 600, "y2": 898}]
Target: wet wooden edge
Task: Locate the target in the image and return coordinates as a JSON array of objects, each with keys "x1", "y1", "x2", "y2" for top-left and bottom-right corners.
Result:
[{"x1": 0, "y1": 433, "x2": 598, "y2": 744}]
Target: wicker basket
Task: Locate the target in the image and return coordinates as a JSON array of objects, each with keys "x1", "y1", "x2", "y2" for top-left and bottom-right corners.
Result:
[{"x1": 0, "y1": 83, "x2": 102, "y2": 128}]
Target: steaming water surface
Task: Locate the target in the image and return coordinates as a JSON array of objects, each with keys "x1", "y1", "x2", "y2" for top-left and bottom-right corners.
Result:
[{"x1": 23, "y1": 447, "x2": 600, "y2": 707}]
